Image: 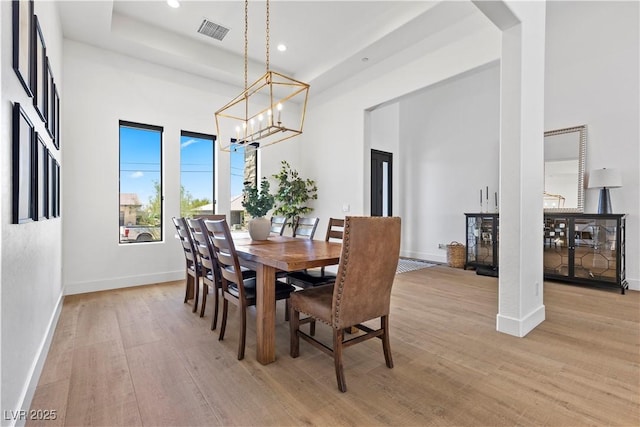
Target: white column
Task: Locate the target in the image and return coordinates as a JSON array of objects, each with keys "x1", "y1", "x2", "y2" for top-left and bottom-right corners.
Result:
[{"x1": 474, "y1": 1, "x2": 546, "y2": 337}]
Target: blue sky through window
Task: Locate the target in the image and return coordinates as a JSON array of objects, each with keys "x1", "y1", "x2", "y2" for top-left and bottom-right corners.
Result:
[
  {"x1": 120, "y1": 125, "x2": 161, "y2": 205},
  {"x1": 180, "y1": 134, "x2": 213, "y2": 202}
]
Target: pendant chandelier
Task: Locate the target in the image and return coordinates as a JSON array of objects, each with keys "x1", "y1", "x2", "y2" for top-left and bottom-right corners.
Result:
[{"x1": 215, "y1": 0, "x2": 310, "y2": 151}]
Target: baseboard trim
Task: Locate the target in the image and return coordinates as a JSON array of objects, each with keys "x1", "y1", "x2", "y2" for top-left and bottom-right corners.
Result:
[
  {"x1": 496, "y1": 304, "x2": 546, "y2": 337},
  {"x1": 10, "y1": 292, "x2": 64, "y2": 427},
  {"x1": 401, "y1": 250, "x2": 446, "y2": 264},
  {"x1": 627, "y1": 277, "x2": 639, "y2": 292},
  {"x1": 64, "y1": 270, "x2": 184, "y2": 295}
]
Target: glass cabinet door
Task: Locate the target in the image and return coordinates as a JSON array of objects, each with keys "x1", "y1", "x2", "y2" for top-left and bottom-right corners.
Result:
[
  {"x1": 543, "y1": 217, "x2": 570, "y2": 276},
  {"x1": 466, "y1": 215, "x2": 496, "y2": 266},
  {"x1": 573, "y1": 218, "x2": 618, "y2": 283},
  {"x1": 466, "y1": 216, "x2": 479, "y2": 263}
]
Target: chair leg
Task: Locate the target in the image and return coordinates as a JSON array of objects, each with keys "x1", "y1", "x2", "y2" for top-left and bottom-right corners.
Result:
[
  {"x1": 290, "y1": 307, "x2": 300, "y2": 358},
  {"x1": 211, "y1": 284, "x2": 219, "y2": 331},
  {"x1": 333, "y1": 328, "x2": 347, "y2": 392},
  {"x1": 238, "y1": 305, "x2": 247, "y2": 360},
  {"x1": 192, "y1": 275, "x2": 200, "y2": 313},
  {"x1": 219, "y1": 299, "x2": 228, "y2": 341},
  {"x1": 200, "y1": 281, "x2": 208, "y2": 317},
  {"x1": 184, "y1": 274, "x2": 192, "y2": 303},
  {"x1": 310, "y1": 320, "x2": 316, "y2": 336},
  {"x1": 285, "y1": 299, "x2": 290, "y2": 321},
  {"x1": 381, "y1": 315, "x2": 394, "y2": 368}
]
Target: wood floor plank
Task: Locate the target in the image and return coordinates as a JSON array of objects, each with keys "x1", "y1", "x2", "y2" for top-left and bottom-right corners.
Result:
[
  {"x1": 36, "y1": 296, "x2": 82, "y2": 386},
  {"x1": 125, "y1": 340, "x2": 220, "y2": 426},
  {"x1": 25, "y1": 379, "x2": 69, "y2": 427},
  {"x1": 64, "y1": 339, "x2": 142, "y2": 426},
  {"x1": 29, "y1": 266, "x2": 640, "y2": 426},
  {"x1": 73, "y1": 293, "x2": 123, "y2": 348}
]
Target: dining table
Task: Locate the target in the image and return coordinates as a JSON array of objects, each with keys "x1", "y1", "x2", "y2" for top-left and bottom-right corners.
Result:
[{"x1": 233, "y1": 235, "x2": 342, "y2": 365}]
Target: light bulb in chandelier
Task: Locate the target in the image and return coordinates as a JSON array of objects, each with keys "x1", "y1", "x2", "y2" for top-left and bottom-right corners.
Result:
[{"x1": 277, "y1": 103, "x2": 283, "y2": 125}]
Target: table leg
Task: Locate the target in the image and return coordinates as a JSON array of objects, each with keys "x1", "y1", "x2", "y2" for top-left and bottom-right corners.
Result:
[{"x1": 256, "y1": 263, "x2": 276, "y2": 364}]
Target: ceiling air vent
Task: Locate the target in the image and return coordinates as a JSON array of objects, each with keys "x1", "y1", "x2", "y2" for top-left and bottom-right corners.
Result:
[{"x1": 198, "y1": 19, "x2": 229, "y2": 41}]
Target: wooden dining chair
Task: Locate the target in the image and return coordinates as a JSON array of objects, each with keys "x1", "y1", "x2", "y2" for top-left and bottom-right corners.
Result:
[
  {"x1": 289, "y1": 216, "x2": 401, "y2": 392},
  {"x1": 292, "y1": 217, "x2": 319, "y2": 239},
  {"x1": 287, "y1": 218, "x2": 344, "y2": 288},
  {"x1": 270, "y1": 216, "x2": 286, "y2": 236},
  {"x1": 200, "y1": 218, "x2": 257, "y2": 330},
  {"x1": 186, "y1": 216, "x2": 225, "y2": 327},
  {"x1": 172, "y1": 217, "x2": 201, "y2": 313},
  {"x1": 205, "y1": 219, "x2": 295, "y2": 360}
]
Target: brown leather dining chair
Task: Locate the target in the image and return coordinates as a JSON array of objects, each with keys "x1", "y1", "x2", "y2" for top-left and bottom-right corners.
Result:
[
  {"x1": 287, "y1": 217, "x2": 344, "y2": 288},
  {"x1": 205, "y1": 219, "x2": 295, "y2": 360},
  {"x1": 289, "y1": 216, "x2": 401, "y2": 392},
  {"x1": 172, "y1": 217, "x2": 201, "y2": 313},
  {"x1": 186, "y1": 216, "x2": 225, "y2": 326}
]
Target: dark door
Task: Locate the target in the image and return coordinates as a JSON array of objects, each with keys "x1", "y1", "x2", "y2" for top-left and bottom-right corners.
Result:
[{"x1": 371, "y1": 149, "x2": 392, "y2": 216}]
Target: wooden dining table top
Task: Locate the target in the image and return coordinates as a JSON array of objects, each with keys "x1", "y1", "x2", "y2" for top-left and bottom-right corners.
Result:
[{"x1": 234, "y1": 236, "x2": 342, "y2": 272}]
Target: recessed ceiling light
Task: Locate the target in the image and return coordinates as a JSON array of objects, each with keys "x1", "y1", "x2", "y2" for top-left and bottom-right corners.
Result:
[
  {"x1": 277, "y1": 44, "x2": 287, "y2": 52},
  {"x1": 167, "y1": 0, "x2": 180, "y2": 9}
]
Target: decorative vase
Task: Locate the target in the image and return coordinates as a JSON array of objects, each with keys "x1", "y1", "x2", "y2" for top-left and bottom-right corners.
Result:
[{"x1": 248, "y1": 217, "x2": 271, "y2": 240}]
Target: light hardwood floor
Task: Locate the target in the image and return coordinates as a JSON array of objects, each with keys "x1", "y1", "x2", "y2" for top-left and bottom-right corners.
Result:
[{"x1": 28, "y1": 266, "x2": 639, "y2": 426}]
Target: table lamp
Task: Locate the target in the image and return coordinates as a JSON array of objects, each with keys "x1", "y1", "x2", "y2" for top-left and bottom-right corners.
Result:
[{"x1": 588, "y1": 168, "x2": 622, "y2": 214}]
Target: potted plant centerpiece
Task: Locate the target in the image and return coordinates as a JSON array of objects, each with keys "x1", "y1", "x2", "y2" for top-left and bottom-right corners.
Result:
[
  {"x1": 272, "y1": 160, "x2": 318, "y2": 229},
  {"x1": 242, "y1": 177, "x2": 275, "y2": 240}
]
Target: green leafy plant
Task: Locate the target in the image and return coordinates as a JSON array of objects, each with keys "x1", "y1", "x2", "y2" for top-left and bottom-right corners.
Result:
[
  {"x1": 272, "y1": 160, "x2": 318, "y2": 227},
  {"x1": 242, "y1": 177, "x2": 275, "y2": 218}
]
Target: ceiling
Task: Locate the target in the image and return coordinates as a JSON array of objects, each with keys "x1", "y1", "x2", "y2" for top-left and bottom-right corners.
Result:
[{"x1": 57, "y1": 1, "x2": 489, "y2": 95}]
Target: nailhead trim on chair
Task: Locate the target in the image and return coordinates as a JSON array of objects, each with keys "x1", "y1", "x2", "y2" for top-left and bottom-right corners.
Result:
[
  {"x1": 333, "y1": 218, "x2": 351, "y2": 328},
  {"x1": 295, "y1": 308, "x2": 332, "y2": 326}
]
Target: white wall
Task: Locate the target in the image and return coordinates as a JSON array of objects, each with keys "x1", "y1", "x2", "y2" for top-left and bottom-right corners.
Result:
[
  {"x1": 398, "y1": 63, "x2": 500, "y2": 262},
  {"x1": 300, "y1": 10, "x2": 501, "y2": 238},
  {"x1": 545, "y1": 0, "x2": 639, "y2": 290},
  {"x1": 1, "y1": 1, "x2": 63, "y2": 421},
  {"x1": 62, "y1": 40, "x2": 299, "y2": 294}
]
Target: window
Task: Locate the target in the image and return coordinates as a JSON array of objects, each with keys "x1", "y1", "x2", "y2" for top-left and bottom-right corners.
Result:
[
  {"x1": 230, "y1": 144, "x2": 257, "y2": 228},
  {"x1": 180, "y1": 131, "x2": 215, "y2": 218},
  {"x1": 119, "y1": 121, "x2": 163, "y2": 243}
]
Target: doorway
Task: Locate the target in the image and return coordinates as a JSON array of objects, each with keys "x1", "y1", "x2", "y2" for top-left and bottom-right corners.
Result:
[{"x1": 371, "y1": 149, "x2": 392, "y2": 216}]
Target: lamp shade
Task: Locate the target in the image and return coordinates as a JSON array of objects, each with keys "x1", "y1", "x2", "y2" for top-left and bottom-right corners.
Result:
[{"x1": 588, "y1": 168, "x2": 622, "y2": 188}]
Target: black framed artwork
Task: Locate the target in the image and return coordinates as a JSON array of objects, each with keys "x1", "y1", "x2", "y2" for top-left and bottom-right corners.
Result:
[
  {"x1": 48, "y1": 150, "x2": 55, "y2": 217},
  {"x1": 46, "y1": 58, "x2": 55, "y2": 139},
  {"x1": 54, "y1": 160, "x2": 61, "y2": 217},
  {"x1": 49, "y1": 157, "x2": 60, "y2": 218},
  {"x1": 53, "y1": 86, "x2": 61, "y2": 150},
  {"x1": 54, "y1": 87, "x2": 60, "y2": 149},
  {"x1": 33, "y1": 15, "x2": 47, "y2": 122},
  {"x1": 36, "y1": 134, "x2": 48, "y2": 220},
  {"x1": 12, "y1": 102, "x2": 36, "y2": 224},
  {"x1": 12, "y1": 0, "x2": 34, "y2": 97}
]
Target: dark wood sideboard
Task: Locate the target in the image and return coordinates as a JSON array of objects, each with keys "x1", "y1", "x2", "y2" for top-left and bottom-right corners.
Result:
[{"x1": 464, "y1": 213, "x2": 627, "y2": 294}]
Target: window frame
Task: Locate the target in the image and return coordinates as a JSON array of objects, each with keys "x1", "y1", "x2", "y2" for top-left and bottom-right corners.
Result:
[
  {"x1": 119, "y1": 120, "x2": 164, "y2": 244},
  {"x1": 179, "y1": 130, "x2": 216, "y2": 218}
]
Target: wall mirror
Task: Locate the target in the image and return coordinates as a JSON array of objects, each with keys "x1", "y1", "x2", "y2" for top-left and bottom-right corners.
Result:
[{"x1": 543, "y1": 125, "x2": 586, "y2": 212}]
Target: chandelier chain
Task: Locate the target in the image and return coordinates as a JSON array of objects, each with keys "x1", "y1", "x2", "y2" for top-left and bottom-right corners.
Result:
[
  {"x1": 265, "y1": 0, "x2": 270, "y2": 72},
  {"x1": 244, "y1": 0, "x2": 248, "y2": 91}
]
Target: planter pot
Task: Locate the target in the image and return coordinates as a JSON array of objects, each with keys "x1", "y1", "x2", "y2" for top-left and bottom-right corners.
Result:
[{"x1": 248, "y1": 217, "x2": 271, "y2": 240}]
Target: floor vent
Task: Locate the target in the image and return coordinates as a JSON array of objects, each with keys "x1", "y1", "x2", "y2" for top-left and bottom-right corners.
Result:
[{"x1": 198, "y1": 19, "x2": 229, "y2": 41}]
